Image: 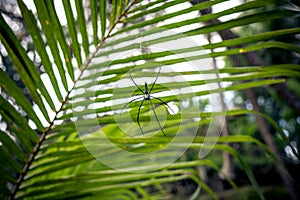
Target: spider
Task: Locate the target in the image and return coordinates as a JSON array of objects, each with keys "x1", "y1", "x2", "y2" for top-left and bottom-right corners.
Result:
[{"x1": 121, "y1": 66, "x2": 175, "y2": 136}]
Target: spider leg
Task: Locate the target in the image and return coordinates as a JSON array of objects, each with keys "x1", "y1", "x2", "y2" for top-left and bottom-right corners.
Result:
[
  {"x1": 149, "y1": 98, "x2": 166, "y2": 136},
  {"x1": 137, "y1": 98, "x2": 145, "y2": 134},
  {"x1": 149, "y1": 66, "x2": 161, "y2": 93},
  {"x1": 129, "y1": 70, "x2": 144, "y2": 94},
  {"x1": 150, "y1": 96, "x2": 176, "y2": 114},
  {"x1": 120, "y1": 96, "x2": 144, "y2": 115}
]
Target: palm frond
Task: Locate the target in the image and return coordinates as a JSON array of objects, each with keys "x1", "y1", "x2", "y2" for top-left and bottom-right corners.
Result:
[{"x1": 0, "y1": 0, "x2": 299, "y2": 199}]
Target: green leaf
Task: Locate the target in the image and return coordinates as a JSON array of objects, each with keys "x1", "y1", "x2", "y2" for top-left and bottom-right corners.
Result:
[
  {"x1": 75, "y1": 0, "x2": 90, "y2": 56},
  {"x1": 0, "y1": 14, "x2": 52, "y2": 121},
  {"x1": 0, "y1": 130, "x2": 27, "y2": 162},
  {"x1": 100, "y1": 0, "x2": 107, "y2": 39},
  {"x1": 33, "y1": 0, "x2": 69, "y2": 91},
  {"x1": 0, "y1": 69, "x2": 43, "y2": 130},
  {"x1": 0, "y1": 147, "x2": 22, "y2": 173},
  {"x1": 110, "y1": 0, "x2": 118, "y2": 26},
  {"x1": 45, "y1": 0, "x2": 75, "y2": 81},
  {"x1": 17, "y1": 0, "x2": 64, "y2": 102},
  {"x1": 90, "y1": 0, "x2": 99, "y2": 45},
  {"x1": 62, "y1": 0, "x2": 83, "y2": 65},
  {"x1": 114, "y1": 0, "x2": 225, "y2": 36},
  {"x1": 0, "y1": 95, "x2": 38, "y2": 144}
]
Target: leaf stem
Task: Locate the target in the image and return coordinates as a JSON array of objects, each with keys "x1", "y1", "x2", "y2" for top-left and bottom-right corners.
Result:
[{"x1": 9, "y1": 1, "x2": 138, "y2": 199}]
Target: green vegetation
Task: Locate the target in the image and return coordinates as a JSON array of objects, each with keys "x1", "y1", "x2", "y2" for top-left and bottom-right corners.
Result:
[{"x1": 0, "y1": 0, "x2": 299, "y2": 199}]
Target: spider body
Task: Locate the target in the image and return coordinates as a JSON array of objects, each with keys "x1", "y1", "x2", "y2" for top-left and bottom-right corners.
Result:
[
  {"x1": 121, "y1": 67, "x2": 175, "y2": 136},
  {"x1": 144, "y1": 82, "x2": 150, "y2": 100}
]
